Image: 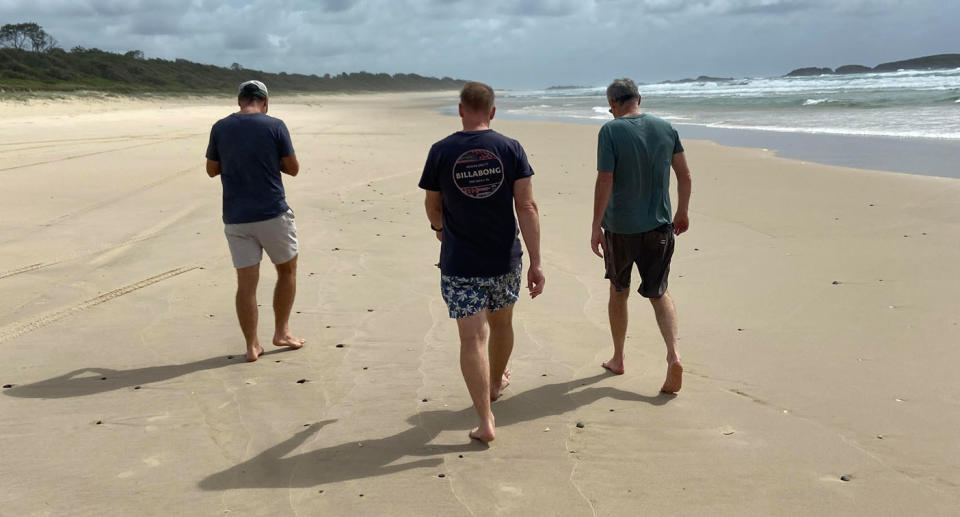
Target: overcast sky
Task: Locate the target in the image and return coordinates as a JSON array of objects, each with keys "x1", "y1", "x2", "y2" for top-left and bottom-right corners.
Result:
[{"x1": 2, "y1": 0, "x2": 957, "y2": 88}]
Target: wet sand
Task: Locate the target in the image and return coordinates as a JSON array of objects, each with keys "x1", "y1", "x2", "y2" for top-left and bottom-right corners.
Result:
[{"x1": 1, "y1": 92, "x2": 958, "y2": 516}]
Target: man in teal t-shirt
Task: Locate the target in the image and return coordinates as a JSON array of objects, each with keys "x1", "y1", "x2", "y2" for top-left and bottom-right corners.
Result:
[{"x1": 590, "y1": 78, "x2": 693, "y2": 394}]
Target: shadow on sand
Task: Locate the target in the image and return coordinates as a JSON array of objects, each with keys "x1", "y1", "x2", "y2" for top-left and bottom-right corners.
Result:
[
  {"x1": 3, "y1": 349, "x2": 296, "y2": 399},
  {"x1": 199, "y1": 373, "x2": 675, "y2": 490}
]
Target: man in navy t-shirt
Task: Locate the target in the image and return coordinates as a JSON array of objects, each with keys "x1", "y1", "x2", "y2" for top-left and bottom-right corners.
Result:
[
  {"x1": 206, "y1": 80, "x2": 305, "y2": 362},
  {"x1": 419, "y1": 81, "x2": 545, "y2": 442}
]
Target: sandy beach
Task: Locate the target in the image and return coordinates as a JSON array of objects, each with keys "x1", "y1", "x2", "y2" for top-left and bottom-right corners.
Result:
[{"x1": 1, "y1": 92, "x2": 958, "y2": 516}]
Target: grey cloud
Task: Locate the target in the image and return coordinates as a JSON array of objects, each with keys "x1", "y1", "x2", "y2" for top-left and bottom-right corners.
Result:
[
  {"x1": 316, "y1": 0, "x2": 358, "y2": 12},
  {"x1": 224, "y1": 31, "x2": 271, "y2": 51},
  {"x1": 128, "y1": 10, "x2": 188, "y2": 36},
  {"x1": 508, "y1": 0, "x2": 585, "y2": 17},
  {"x1": 86, "y1": 0, "x2": 191, "y2": 16},
  {"x1": 726, "y1": 0, "x2": 813, "y2": 15},
  {"x1": 595, "y1": 0, "x2": 816, "y2": 16},
  {"x1": 87, "y1": 0, "x2": 140, "y2": 15}
]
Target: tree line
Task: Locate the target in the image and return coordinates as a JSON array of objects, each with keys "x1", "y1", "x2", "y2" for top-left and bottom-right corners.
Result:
[{"x1": 1, "y1": 22, "x2": 464, "y2": 94}]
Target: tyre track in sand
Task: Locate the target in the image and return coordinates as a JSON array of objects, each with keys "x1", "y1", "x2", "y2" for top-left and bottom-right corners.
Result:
[
  {"x1": 0, "y1": 266, "x2": 198, "y2": 344},
  {"x1": 0, "y1": 132, "x2": 202, "y2": 173},
  {"x1": 0, "y1": 134, "x2": 175, "y2": 155},
  {"x1": 0, "y1": 229, "x2": 162, "y2": 282},
  {"x1": 37, "y1": 164, "x2": 200, "y2": 230},
  {"x1": 0, "y1": 263, "x2": 45, "y2": 280},
  {"x1": 0, "y1": 199, "x2": 205, "y2": 282},
  {"x1": 0, "y1": 163, "x2": 205, "y2": 266}
]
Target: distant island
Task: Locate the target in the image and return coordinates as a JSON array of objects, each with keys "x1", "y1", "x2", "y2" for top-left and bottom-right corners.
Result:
[
  {"x1": 661, "y1": 75, "x2": 733, "y2": 84},
  {"x1": 785, "y1": 53, "x2": 960, "y2": 77},
  {"x1": 0, "y1": 22, "x2": 464, "y2": 94}
]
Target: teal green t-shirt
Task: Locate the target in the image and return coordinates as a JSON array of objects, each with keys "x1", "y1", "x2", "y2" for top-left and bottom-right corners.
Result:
[{"x1": 597, "y1": 114, "x2": 683, "y2": 234}]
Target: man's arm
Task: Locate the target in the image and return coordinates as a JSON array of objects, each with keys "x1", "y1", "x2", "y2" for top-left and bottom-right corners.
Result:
[
  {"x1": 206, "y1": 159, "x2": 220, "y2": 178},
  {"x1": 590, "y1": 172, "x2": 614, "y2": 257},
  {"x1": 514, "y1": 177, "x2": 545, "y2": 298},
  {"x1": 424, "y1": 190, "x2": 443, "y2": 242},
  {"x1": 671, "y1": 152, "x2": 692, "y2": 235},
  {"x1": 280, "y1": 154, "x2": 300, "y2": 176}
]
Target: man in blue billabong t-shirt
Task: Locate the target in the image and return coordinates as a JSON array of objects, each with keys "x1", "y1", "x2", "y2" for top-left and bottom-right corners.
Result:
[{"x1": 419, "y1": 82, "x2": 545, "y2": 443}]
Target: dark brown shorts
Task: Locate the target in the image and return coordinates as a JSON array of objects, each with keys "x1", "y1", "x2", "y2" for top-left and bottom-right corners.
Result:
[{"x1": 603, "y1": 224, "x2": 674, "y2": 298}]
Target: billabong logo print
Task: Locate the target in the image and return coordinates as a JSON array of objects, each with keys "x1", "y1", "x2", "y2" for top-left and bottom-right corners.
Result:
[{"x1": 453, "y1": 149, "x2": 504, "y2": 199}]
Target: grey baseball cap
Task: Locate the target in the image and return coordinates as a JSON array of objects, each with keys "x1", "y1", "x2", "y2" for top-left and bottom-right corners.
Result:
[{"x1": 238, "y1": 80, "x2": 268, "y2": 98}]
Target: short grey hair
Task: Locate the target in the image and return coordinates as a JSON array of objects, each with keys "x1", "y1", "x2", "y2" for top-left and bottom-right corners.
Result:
[{"x1": 606, "y1": 78, "x2": 640, "y2": 105}]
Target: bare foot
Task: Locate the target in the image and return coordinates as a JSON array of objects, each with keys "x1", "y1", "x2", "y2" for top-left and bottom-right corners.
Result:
[
  {"x1": 273, "y1": 333, "x2": 305, "y2": 350},
  {"x1": 469, "y1": 421, "x2": 496, "y2": 443},
  {"x1": 660, "y1": 360, "x2": 683, "y2": 393},
  {"x1": 491, "y1": 369, "x2": 511, "y2": 401},
  {"x1": 246, "y1": 344, "x2": 264, "y2": 362},
  {"x1": 602, "y1": 358, "x2": 625, "y2": 375}
]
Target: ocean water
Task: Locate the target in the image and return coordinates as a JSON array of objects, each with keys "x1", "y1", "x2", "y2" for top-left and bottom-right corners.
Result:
[{"x1": 496, "y1": 68, "x2": 960, "y2": 140}]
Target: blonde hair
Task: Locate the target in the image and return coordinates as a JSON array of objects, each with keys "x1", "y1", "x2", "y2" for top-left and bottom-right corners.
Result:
[{"x1": 460, "y1": 81, "x2": 495, "y2": 112}]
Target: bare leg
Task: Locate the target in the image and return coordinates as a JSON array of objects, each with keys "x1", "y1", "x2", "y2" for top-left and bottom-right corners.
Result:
[
  {"x1": 273, "y1": 255, "x2": 304, "y2": 350},
  {"x1": 650, "y1": 291, "x2": 682, "y2": 393},
  {"x1": 236, "y1": 264, "x2": 263, "y2": 362},
  {"x1": 603, "y1": 285, "x2": 629, "y2": 375},
  {"x1": 456, "y1": 311, "x2": 495, "y2": 442},
  {"x1": 488, "y1": 304, "x2": 514, "y2": 401}
]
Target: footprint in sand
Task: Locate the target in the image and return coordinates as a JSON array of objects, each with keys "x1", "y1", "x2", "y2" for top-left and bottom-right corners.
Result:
[{"x1": 499, "y1": 486, "x2": 523, "y2": 496}]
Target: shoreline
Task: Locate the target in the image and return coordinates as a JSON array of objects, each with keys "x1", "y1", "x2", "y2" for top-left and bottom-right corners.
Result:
[
  {"x1": 9, "y1": 91, "x2": 957, "y2": 181},
  {"x1": 676, "y1": 124, "x2": 960, "y2": 179}
]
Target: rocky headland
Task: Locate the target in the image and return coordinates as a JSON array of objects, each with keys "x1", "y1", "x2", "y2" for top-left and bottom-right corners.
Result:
[
  {"x1": 661, "y1": 75, "x2": 734, "y2": 84},
  {"x1": 785, "y1": 53, "x2": 960, "y2": 77}
]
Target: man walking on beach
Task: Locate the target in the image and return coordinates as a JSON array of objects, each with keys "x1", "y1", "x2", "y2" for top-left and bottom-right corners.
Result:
[
  {"x1": 419, "y1": 81, "x2": 545, "y2": 442},
  {"x1": 206, "y1": 80, "x2": 305, "y2": 362},
  {"x1": 590, "y1": 78, "x2": 692, "y2": 393}
]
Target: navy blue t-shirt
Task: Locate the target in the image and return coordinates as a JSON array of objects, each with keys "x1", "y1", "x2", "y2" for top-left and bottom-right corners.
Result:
[
  {"x1": 418, "y1": 129, "x2": 534, "y2": 277},
  {"x1": 206, "y1": 113, "x2": 295, "y2": 224}
]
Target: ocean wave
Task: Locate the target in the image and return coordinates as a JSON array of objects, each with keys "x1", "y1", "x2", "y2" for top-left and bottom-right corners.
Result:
[
  {"x1": 496, "y1": 73, "x2": 960, "y2": 140},
  {"x1": 799, "y1": 98, "x2": 869, "y2": 108},
  {"x1": 691, "y1": 121, "x2": 960, "y2": 140},
  {"x1": 499, "y1": 68, "x2": 960, "y2": 103},
  {"x1": 633, "y1": 69, "x2": 960, "y2": 99}
]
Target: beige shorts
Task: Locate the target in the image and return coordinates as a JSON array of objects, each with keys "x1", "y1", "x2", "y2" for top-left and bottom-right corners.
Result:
[{"x1": 224, "y1": 210, "x2": 298, "y2": 269}]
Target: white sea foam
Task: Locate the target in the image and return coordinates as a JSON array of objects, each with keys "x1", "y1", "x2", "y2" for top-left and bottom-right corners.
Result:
[
  {"x1": 693, "y1": 121, "x2": 960, "y2": 140},
  {"x1": 495, "y1": 68, "x2": 960, "y2": 140}
]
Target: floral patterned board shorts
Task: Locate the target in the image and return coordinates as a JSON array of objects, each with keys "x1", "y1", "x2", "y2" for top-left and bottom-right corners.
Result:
[{"x1": 440, "y1": 264, "x2": 522, "y2": 319}]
